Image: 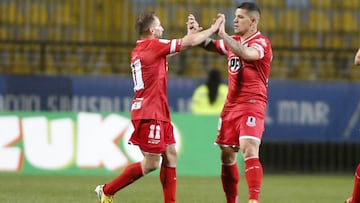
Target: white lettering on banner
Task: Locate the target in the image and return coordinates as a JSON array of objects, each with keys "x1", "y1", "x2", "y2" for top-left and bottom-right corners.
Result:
[
  {"x1": 0, "y1": 95, "x2": 2, "y2": 111},
  {"x1": 76, "y1": 112, "x2": 129, "y2": 170},
  {"x1": 0, "y1": 94, "x2": 133, "y2": 112},
  {"x1": 277, "y1": 101, "x2": 329, "y2": 125},
  {"x1": 0, "y1": 94, "x2": 41, "y2": 111},
  {"x1": 22, "y1": 117, "x2": 74, "y2": 169},
  {"x1": 48, "y1": 95, "x2": 125, "y2": 112},
  {"x1": 47, "y1": 95, "x2": 73, "y2": 111},
  {"x1": 0, "y1": 116, "x2": 22, "y2": 171},
  {"x1": 0, "y1": 113, "x2": 182, "y2": 172}
]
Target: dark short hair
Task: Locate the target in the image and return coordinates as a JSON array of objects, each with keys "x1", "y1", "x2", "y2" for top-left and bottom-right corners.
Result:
[
  {"x1": 135, "y1": 11, "x2": 156, "y2": 36},
  {"x1": 237, "y1": 2, "x2": 261, "y2": 15}
]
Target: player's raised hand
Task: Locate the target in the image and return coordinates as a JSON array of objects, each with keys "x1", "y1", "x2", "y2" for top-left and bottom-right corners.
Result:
[
  {"x1": 211, "y1": 14, "x2": 224, "y2": 32},
  {"x1": 187, "y1": 14, "x2": 202, "y2": 35},
  {"x1": 216, "y1": 13, "x2": 226, "y2": 38}
]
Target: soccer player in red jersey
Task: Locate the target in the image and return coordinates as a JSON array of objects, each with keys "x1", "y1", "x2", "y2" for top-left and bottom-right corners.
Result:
[
  {"x1": 345, "y1": 50, "x2": 360, "y2": 203},
  {"x1": 188, "y1": 2, "x2": 272, "y2": 203},
  {"x1": 345, "y1": 164, "x2": 360, "y2": 203},
  {"x1": 94, "y1": 11, "x2": 223, "y2": 203}
]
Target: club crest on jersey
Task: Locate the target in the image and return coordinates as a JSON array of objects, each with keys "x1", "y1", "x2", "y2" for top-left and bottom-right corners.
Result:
[
  {"x1": 246, "y1": 116, "x2": 256, "y2": 127},
  {"x1": 228, "y1": 57, "x2": 241, "y2": 73}
]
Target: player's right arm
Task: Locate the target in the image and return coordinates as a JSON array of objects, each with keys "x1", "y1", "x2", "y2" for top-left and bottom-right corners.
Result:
[
  {"x1": 355, "y1": 48, "x2": 360, "y2": 65},
  {"x1": 186, "y1": 14, "x2": 218, "y2": 53}
]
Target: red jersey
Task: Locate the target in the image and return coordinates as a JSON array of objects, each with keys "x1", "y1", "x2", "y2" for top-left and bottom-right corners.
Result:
[
  {"x1": 215, "y1": 31, "x2": 272, "y2": 114},
  {"x1": 130, "y1": 38, "x2": 182, "y2": 121}
]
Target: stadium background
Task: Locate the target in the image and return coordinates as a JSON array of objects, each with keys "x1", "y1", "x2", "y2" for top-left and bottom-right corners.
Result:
[{"x1": 0, "y1": 0, "x2": 359, "y2": 176}]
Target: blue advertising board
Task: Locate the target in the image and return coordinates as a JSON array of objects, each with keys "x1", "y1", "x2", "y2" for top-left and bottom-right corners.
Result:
[
  {"x1": 264, "y1": 80, "x2": 360, "y2": 142},
  {"x1": 0, "y1": 74, "x2": 359, "y2": 142}
]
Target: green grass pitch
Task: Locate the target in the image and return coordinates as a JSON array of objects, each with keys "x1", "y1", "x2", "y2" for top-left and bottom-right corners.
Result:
[{"x1": 0, "y1": 174, "x2": 354, "y2": 203}]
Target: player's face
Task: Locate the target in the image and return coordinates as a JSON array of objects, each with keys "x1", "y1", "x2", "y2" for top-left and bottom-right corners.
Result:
[
  {"x1": 233, "y1": 8, "x2": 252, "y2": 36},
  {"x1": 152, "y1": 17, "x2": 164, "y2": 38}
]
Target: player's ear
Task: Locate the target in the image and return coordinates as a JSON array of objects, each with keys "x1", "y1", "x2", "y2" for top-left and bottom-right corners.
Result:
[{"x1": 251, "y1": 17, "x2": 258, "y2": 26}]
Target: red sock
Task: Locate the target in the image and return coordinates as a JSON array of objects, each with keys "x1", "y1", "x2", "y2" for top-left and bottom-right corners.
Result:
[
  {"x1": 103, "y1": 162, "x2": 144, "y2": 196},
  {"x1": 160, "y1": 165, "x2": 176, "y2": 203},
  {"x1": 244, "y1": 157, "x2": 263, "y2": 201},
  {"x1": 221, "y1": 163, "x2": 239, "y2": 203},
  {"x1": 351, "y1": 164, "x2": 360, "y2": 203}
]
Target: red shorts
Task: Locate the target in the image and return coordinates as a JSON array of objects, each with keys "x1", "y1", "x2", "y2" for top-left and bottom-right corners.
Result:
[
  {"x1": 129, "y1": 119, "x2": 175, "y2": 154},
  {"x1": 215, "y1": 111, "x2": 265, "y2": 147}
]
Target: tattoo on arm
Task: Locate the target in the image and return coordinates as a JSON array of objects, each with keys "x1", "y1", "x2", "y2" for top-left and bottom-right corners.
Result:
[{"x1": 222, "y1": 34, "x2": 246, "y2": 57}]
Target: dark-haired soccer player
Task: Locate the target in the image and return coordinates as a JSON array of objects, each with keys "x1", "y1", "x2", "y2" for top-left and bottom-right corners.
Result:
[
  {"x1": 188, "y1": 2, "x2": 272, "y2": 203},
  {"x1": 94, "y1": 11, "x2": 223, "y2": 203}
]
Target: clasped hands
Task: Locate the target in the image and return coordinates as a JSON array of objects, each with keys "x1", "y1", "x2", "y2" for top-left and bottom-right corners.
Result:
[{"x1": 186, "y1": 13, "x2": 226, "y2": 38}]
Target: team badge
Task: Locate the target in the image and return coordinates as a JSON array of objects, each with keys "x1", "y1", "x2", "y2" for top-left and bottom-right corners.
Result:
[{"x1": 246, "y1": 116, "x2": 256, "y2": 127}]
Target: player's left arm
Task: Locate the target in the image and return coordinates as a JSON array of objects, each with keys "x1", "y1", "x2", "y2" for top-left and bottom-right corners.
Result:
[
  {"x1": 355, "y1": 48, "x2": 360, "y2": 65},
  {"x1": 217, "y1": 14, "x2": 260, "y2": 61},
  {"x1": 221, "y1": 34, "x2": 260, "y2": 60}
]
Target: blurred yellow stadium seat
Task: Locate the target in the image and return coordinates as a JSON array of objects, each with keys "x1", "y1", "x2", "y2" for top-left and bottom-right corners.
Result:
[
  {"x1": 45, "y1": 53, "x2": 57, "y2": 74},
  {"x1": 294, "y1": 55, "x2": 314, "y2": 80},
  {"x1": 271, "y1": 58, "x2": 287, "y2": 79},
  {"x1": 350, "y1": 65, "x2": 360, "y2": 81},
  {"x1": 300, "y1": 34, "x2": 318, "y2": 48},
  {"x1": 61, "y1": 2, "x2": 71, "y2": 26},
  {"x1": 308, "y1": 0, "x2": 332, "y2": 8},
  {"x1": 66, "y1": 52, "x2": 84, "y2": 75},
  {"x1": 8, "y1": 2, "x2": 17, "y2": 25},
  {"x1": 318, "y1": 58, "x2": 336, "y2": 80},
  {"x1": 0, "y1": 2, "x2": 6, "y2": 23},
  {"x1": 271, "y1": 33, "x2": 293, "y2": 47},
  {"x1": 0, "y1": 27, "x2": 7, "y2": 40},
  {"x1": 324, "y1": 35, "x2": 344, "y2": 49},
  {"x1": 258, "y1": 0, "x2": 285, "y2": 8},
  {"x1": 13, "y1": 51, "x2": 31, "y2": 74},
  {"x1": 173, "y1": 7, "x2": 187, "y2": 30},
  {"x1": 352, "y1": 38, "x2": 360, "y2": 49},
  {"x1": 0, "y1": 0, "x2": 357, "y2": 80},
  {"x1": 306, "y1": 10, "x2": 331, "y2": 33},
  {"x1": 200, "y1": 8, "x2": 217, "y2": 28},
  {"x1": 277, "y1": 9, "x2": 300, "y2": 32},
  {"x1": 95, "y1": 48, "x2": 112, "y2": 75},
  {"x1": 39, "y1": 4, "x2": 48, "y2": 26},
  {"x1": 185, "y1": 56, "x2": 203, "y2": 77},
  {"x1": 157, "y1": 8, "x2": 169, "y2": 30},
  {"x1": 333, "y1": 11, "x2": 358, "y2": 33},
  {"x1": 339, "y1": 0, "x2": 360, "y2": 9},
  {"x1": 259, "y1": 9, "x2": 276, "y2": 32}
]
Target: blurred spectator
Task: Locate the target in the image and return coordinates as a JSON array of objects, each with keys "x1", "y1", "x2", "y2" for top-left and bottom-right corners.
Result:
[{"x1": 191, "y1": 69, "x2": 228, "y2": 114}]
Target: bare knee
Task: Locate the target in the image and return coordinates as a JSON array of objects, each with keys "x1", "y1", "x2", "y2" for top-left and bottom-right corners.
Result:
[
  {"x1": 239, "y1": 139, "x2": 260, "y2": 159},
  {"x1": 220, "y1": 146, "x2": 238, "y2": 164},
  {"x1": 141, "y1": 155, "x2": 161, "y2": 174},
  {"x1": 162, "y1": 144, "x2": 177, "y2": 167}
]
